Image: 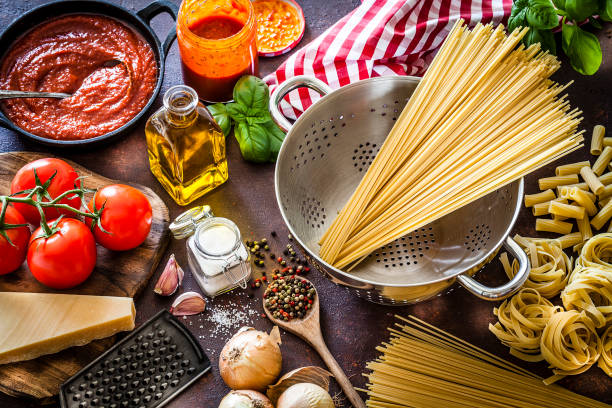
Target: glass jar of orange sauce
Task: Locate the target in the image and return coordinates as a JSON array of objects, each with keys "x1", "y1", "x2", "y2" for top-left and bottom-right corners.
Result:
[{"x1": 177, "y1": 0, "x2": 259, "y2": 102}]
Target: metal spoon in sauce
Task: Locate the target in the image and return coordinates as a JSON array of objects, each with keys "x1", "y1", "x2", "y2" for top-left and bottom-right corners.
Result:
[
  {"x1": 0, "y1": 90, "x2": 72, "y2": 99},
  {"x1": 0, "y1": 59, "x2": 124, "y2": 100}
]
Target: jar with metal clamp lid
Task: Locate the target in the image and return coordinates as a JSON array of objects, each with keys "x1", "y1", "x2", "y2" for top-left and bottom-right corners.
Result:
[{"x1": 169, "y1": 205, "x2": 251, "y2": 297}]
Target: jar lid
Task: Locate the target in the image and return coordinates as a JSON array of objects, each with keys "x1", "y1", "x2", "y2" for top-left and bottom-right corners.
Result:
[
  {"x1": 253, "y1": 0, "x2": 305, "y2": 57},
  {"x1": 169, "y1": 205, "x2": 214, "y2": 239}
]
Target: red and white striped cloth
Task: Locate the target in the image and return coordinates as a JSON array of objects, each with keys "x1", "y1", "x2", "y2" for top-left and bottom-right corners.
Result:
[{"x1": 264, "y1": 0, "x2": 512, "y2": 120}]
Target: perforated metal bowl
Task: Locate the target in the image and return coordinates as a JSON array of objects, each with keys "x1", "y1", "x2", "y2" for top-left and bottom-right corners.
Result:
[{"x1": 270, "y1": 76, "x2": 530, "y2": 305}]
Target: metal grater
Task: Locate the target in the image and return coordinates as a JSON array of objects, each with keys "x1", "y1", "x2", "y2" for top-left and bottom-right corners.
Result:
[{"x1": 59, "y1": 310, "x2": 211, "y2": 408}]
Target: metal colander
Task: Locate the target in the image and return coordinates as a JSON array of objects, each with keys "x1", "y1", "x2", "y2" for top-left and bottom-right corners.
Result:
[{"x1": 270, "y1": 76, "x2": 529, "y2": 305}]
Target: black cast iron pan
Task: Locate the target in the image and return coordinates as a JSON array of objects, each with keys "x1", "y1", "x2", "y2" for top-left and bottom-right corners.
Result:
[{"x1": 0, "y1": 0, "x2": 178, "y2": 147}]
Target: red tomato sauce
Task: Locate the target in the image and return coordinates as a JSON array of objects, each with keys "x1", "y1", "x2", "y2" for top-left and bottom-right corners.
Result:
[
  {"x1": 253, "y1": 0, "x2": 303, "y2": 53},
  {"x1": 0, "y1": 15, "x2": 157, "y2": 140},
  {"x1": 189, "y1": 15, "x2": 244, "y2": 40},
  {"x1": 181, "y1": 15, "x2": 257, "y2": 102}
]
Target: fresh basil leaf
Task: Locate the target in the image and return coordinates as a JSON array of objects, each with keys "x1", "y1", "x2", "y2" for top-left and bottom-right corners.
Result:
[
  {"x1": 233, "y1": 75, "x2": 270, "y2": 114},
  {"x1": 524, "y1": 27, "x2": 557, "y2": 54},
  {"x1": 562, "y1": 23, "x2": 602, "y2": 75},
  {"x1": 600, "y1": 0, "x2": 612, "y2": 22},
  {"x1": 226, "y1": 102, "x2": 248, "y2": 123},
  {"x1": 565, "y1": 0, "x2": 598, "y2": 22},
  {"x1": 234, "y1": 122, "x2": 271, "y2": 163},
  {"x1": 260, "y1": 120, "x2": 286, "y2": 162},
  {"x1": 526, "y1": 0, "x2": 559, "y2": 29},
  {"x1": 552, "y1": 0, "x2": 566, "y2": 10},
  {"x1": 246, "y1": 107, "x2": 272, "y2": 125},
  {"x1": 207, "y1": 103, "x2": 232, "y2": 137},
  {"x1": 509, "y1": 0, "x2": 528, "y2": 32}
]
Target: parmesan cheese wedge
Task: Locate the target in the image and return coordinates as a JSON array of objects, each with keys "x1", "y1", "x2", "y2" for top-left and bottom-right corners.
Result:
[{"x1": 0, "y1": 292, "x2": 136, "y2": 364}]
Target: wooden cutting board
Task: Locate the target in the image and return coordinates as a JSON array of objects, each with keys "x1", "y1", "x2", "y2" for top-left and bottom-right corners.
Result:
[{"x1": 0, "y1": 151, "x2": 170, "y2": 402}]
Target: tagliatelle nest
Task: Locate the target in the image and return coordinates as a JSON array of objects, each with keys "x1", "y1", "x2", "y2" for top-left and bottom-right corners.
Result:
[
  {"x1": 540, "y1": 310, "x2": 601, "y2": 384},
  {"x1": 576, "y1": 232, "x2": 612, "y2": 269},
  {"x1": 598, "y1": 326, "x2": 612, "y2": 376},
  {"x1": 489, "y1": 288, "x2": 561, "y2": 362},
  {"x1": 501, "y1": 236, "x2": 572, "y2": 298}
]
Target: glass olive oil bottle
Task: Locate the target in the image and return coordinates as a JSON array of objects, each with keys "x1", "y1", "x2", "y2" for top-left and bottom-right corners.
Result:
[{"x1": 146, "y1": 85, "x2": 228, "y2": 205}]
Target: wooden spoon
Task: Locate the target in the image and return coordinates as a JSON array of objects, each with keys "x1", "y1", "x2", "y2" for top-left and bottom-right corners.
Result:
[{"x1": 263, "y1": 277, "x2": 366, "y2": 408}]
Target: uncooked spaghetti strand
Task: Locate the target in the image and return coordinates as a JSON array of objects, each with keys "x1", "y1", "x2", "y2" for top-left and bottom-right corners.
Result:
[
  {"x1": 320, "y1": 21, "x2": 583, "y2": 268},
  {"x1": 362, "y1": 316, "x2": 610, "y2": 408}
]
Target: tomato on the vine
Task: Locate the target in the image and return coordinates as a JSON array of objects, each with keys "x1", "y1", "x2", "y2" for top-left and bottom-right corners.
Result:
[
  {"x1": 0, "y1": 203, "x2": 31, "y2": 275},
  {"x1": 27, "y1": 218, "x2": 96, "y2": 289},
  {"x1": 10, "y1": 158, "x2": 81, "y2": 225},
  {"x1": 87, "y1": 184, "x2": 152, "y2": 251}
]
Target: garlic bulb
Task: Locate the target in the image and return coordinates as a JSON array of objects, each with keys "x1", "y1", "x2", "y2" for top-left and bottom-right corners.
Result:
[
  {"x1": 218, "y1": 390, "x2": 273, "y2": 408},
  {"x1": 276, "y1": 383, "x2": 335, "y2": 408},
  {"x1": 219, "y1": 327, "x2": 282, "y2": 390}
]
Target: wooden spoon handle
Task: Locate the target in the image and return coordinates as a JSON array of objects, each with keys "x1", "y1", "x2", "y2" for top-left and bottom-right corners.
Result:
[{"x1": 311, "y1": 337, "x2": 366, "y2": 408}]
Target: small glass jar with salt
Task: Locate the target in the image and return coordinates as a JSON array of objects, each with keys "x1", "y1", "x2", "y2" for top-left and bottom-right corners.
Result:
[{"x1": 169, "y1": 205, "x2": 251, "y2": 297}]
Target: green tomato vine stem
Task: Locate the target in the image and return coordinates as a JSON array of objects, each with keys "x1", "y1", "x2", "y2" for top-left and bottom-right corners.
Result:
[{"x1": 0, "y1": 171, "x2": 106, "y2": 241}]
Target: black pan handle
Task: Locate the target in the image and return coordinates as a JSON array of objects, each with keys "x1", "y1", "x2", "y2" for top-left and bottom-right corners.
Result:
[
  {"x1": 0, "y1": 112, "x2": 16, "y2": 131},
  {"x1": 137, "y1": 0, "x2": 179, "y2": 60}
]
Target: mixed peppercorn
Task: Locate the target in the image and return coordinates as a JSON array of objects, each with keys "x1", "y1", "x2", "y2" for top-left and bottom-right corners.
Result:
[
  {"x1": 244, "y1": 232, "x2": 313, "y2": 318},
  {"x1": 263, "y1": 275, "x2": 316, "y2": 321}
]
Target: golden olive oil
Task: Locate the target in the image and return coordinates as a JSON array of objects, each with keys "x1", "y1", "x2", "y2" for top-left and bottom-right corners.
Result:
[{"x1": 145, "y1": 85, "x2": 228, "y2": 205}]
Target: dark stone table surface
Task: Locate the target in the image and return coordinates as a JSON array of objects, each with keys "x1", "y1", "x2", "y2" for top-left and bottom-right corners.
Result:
[{"x1": 0, "y1": 1, "x2": 610, "y2": 406}]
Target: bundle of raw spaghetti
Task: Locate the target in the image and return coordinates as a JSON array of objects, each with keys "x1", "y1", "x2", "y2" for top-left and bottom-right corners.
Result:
[
  {"x1": 319, "y1": 20, "x2": 584, "y2": 269},
  {"x1": 361, "y1": 315, "x2": 608, "y2": 408}
]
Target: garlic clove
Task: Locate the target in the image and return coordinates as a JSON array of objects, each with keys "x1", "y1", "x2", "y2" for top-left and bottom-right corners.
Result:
[
  {"x1": 154, "y1": 254, "x2": 184, "y2": 296},
  {"x1": 170, "y1": 291, "x2": 206, "y2": 316}
]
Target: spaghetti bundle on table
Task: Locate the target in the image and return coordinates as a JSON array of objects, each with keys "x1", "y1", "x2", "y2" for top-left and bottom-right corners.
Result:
[{"x1": 319, "y1": 20, "x2": 584, "y2": 269}]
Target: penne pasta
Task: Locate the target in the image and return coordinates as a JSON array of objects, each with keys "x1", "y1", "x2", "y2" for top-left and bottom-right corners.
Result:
[
  {"x1": 555, "y1": 161, "x2": 590, "y2": 176},
  {"x1": 599, "y1": 172, "x2": 612, "y2": 185},
  {"x1": 599, "y1": 196, "x2": 611, "y2": 209},
  {"x1": 573, "y1": 242, "x2": 584, "y2": 254},
  {"x1": 599, "y1": 184, "x2": 612, "y2": 199},
  {"x1": 524, "y1": 189, "x2": 556, "y2": 207},
  {"x1": 536, "y1": 218, "x2": 573, "y2": 235},
  {"x1": 558, "y1": 183, "x2": 588, "y2": 195},
  {"x1": 580, "y1": 167, "x2": 605, "y2": 195},
  {"x1": 590, "y1": 200, "x2": 612, "y2": 230},
  {"x1": 538, "y1": 174, "x2": 579, "y2": 191},
  {"x1": 532, "y1": 198, "x2": 567, "y2": 217},
  {"x1": 568, "y1": 187, "x2": 598, "y2": 216},
  {"x1": 577, "y1": 216, "x2": 593, "y2": 242},
  {"x1": 591, "y1": 125, "x2": 605, "y2": 155},
  {"x1": 556, "y1": 231, "x2": 583, "y2": 249},
  {"x1": 548, "y1": 201, "x2": 585, "y2": 220},
  {"x1": 592, "y1": 146, "x2": 612, "y2": 175},
  {"x1": 603, "y1": 137, "x2": 612, "y2": 147}
]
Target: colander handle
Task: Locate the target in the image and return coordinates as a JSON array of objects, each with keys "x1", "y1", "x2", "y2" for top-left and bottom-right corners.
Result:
[
  {"x1": 269, "y1": 75, "x2": 333, "y2": 132},
  {"x1": 456, "y1": 237, "x2": 530, "y2": 301}
]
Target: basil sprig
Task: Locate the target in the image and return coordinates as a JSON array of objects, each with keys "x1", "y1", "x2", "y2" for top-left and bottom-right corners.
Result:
[
  {"x1": 508, "y1": 0, "x2": 608, "y2": 75},
  {"x1": 209, "y1": 76, "x2": 286, "y2": 163}
]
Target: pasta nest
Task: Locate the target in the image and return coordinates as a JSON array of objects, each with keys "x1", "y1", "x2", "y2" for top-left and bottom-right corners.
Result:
[
  {"x1": 500, "y1": 237, "x2": 572, "y2": 298},
  {"x1": 598, "y1": 326, "x2": 612, "y2": 376},
  {"x1": 561, "y1": 265, "x2": 612, "y2": 329},
  {"x1": 489, "y1": 288, "x2": 561, "y2": 362},
  {"x1": 576, "y1": 233, "x2": 612, "y2": 269},
  {"x1": 540, "y1": 310, "x2": 601, "y2": 381}
]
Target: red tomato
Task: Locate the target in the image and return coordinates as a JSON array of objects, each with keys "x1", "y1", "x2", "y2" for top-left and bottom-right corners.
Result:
[
  {"x1": 0, "y1": 204, "x2": 31, "y2": 275},
  {"x1": 27, "y1": 218, "x2": 96, "y2": 289},
  {"x1": 10, "y1": 158, "x2": 81, "y2": 225},
  {"x1": 87, "y1": 184, "x2": 152, "y2": 251}
]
